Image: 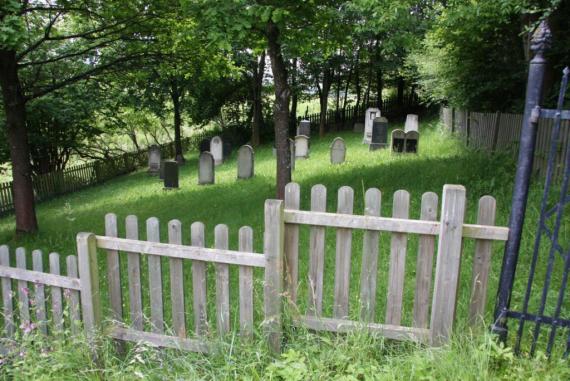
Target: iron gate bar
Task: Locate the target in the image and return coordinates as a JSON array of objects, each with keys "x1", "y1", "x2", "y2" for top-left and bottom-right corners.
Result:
[
  {"x1": 539, "y1": 109, "x2": 570, "y2": 120},
  {"x1": 507, "y1": 311, "x2": 570, "y2": 329}
]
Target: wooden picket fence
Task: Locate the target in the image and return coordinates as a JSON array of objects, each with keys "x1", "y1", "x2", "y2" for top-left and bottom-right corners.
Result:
[
  {"x1": 0, "y1": 183, "x2": 509, "y2": 353},
  {"x1": 440, "y1": 107, "x2": 570, "y2": 178}
]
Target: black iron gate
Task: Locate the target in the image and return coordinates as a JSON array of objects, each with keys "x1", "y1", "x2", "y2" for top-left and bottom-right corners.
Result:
[{"x1": 493, "y1": 43, "x2": 570, "y2": 357}]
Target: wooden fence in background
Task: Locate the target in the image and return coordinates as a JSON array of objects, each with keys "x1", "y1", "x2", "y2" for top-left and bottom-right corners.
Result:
[{"x1": 440, "y1": 107, "x2": 570, "y2": 178}]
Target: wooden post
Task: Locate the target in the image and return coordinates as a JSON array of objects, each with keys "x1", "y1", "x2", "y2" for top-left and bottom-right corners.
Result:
[
  {"x1": 215, "y1": 224, "x2": 230, "y2": 336},
  {"x1": 76, "y1": 232, "x2": 102, "y2": 343},
  {"x1": 32, "y1": 250, "x2": 48, "y2": 335},
  {"x1": 430, "y1": 185, "x2": 466, "y2": 346},
  {"x1": 284, "y1": 182, "x2": 300, "y2": 304},
  {"x1": 359, "y1": 188, "x2": 381, "y2": 321},
  {"x1": 263, "y1": 199, "x2": 284, "y2": 353},
  {"x1": 334, "y1": 186, "x2": 354, "y2": 319},
  {"x1": 168, "y1": 219, "x2": 186, "y2": 338},
  {"x1": 104, "y1": 213, "x2": 123, "y2": 321},
  {"x1": 238, "y1": 226, "x2": 254, "y2": 338},
  {"x1": 0, "y1": 245, "x2": 15, "y2": 337}
]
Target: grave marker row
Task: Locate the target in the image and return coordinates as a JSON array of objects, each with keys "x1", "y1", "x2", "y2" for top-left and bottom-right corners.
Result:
[{"x1": 391, "y1": 130, "x2": 419, "y2": 153}]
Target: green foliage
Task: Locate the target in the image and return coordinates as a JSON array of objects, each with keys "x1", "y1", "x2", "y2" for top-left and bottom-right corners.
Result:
[{"x1": 0, "y1": 0, "x2": 25, "y2": 49}]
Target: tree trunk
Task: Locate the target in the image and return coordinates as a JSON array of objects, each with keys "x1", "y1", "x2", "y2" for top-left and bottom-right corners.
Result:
[
  {"x1": 334, "y1": 69, "x2": 341, "y2": 130},
  {"x1": 252, "y1": 50, "x2": 266, "y2": 147},
  {"x1": 319, "y1": 66, "x2": 332, "y2": 137},
  {"x1": 289, "y1": 58, "x2": 298, "y2": 137},
  {"x1": 170, "y1": 80, "x2": 185, "y2": 164},
  {"x1": 354, "y1": 48, "x2": 361, "y2": 123},
  {"x1": 0, "y1": 49, "x2": 38, "y2": 234},
  {"x1": 266, "y1": 21, "x2": 291, "y2": 199}
]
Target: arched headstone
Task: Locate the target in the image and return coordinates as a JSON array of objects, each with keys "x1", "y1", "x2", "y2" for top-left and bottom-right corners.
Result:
[
  {"x1": 297, "y1": 119, "x2": 311, "y2": 136},
  {"x1": 237, "y1": 145, "x2": 254, "y2": 179},
  {"x1": 363, "y1": 107, "x2": 381, "y2": 144},
  {"x1": 148, "y1": 145, "x2": 161, "y2": 175},
  {"x1": 295, "y1": 135, "x2": 310, "y2": 159},
  {"x1": 370, "y1": 117, "x2": 389, "y2": 151},
  {"x1": 163, "y1": 160, "x2": 179, "y2": 189},
  {"x1": 210, "y1": 136, "x2": 223, "y2": 166},
  {"x1": 404, "y1": 114, "x2": 419, "y2": 133},
  {"x1": 405, "y1": 131, "x2": 419, "y2": 153},
  {"x1": 198, "y1": 152, "x2": 215, "y2": 185},
  {"x1": 330, "y1": 137, "x2": 346, "y2": 164},
  {"x1": 391, "y1": 129, "x2": 406, "y2": 153}
]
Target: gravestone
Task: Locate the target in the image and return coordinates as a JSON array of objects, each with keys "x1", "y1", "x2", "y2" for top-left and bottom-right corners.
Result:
[
  {"x1": 199, "y1": 138, "x2": 210, "y2": 153},
  {"x1": 163, "y1": 160, "x2": 179, "y2": 189},
  {"x1": 363, "y1": 107, "x2": 381, "y2": 144},
  {"x1": 404, "y1": 114, "x2": 419, "y2": 133},
  {"x1": 237, "y1": 145, "x2": 254, "y2": 179},
  {"x1": 148, "y1": 145, "x2": 161, "y2": 175},
  {"x1": 210, "y1": 136, "x2": 223, "y2": 166},
  {"x1": 330, "y1": 137, "x2": 346, "y2": 164},
  {"x1": 295, "y1": 135, "x2": 310, "y2": 159},
  {"x1": 290, "y1": 138, "x2": 296, "y2": 170},
  {"x1": 223, "y1": 141, "x2": 232, "y2": 160},
  {"x1": 353, "y1": 122, "x2": 365, "y2": 133},
  {"x1": 370, "y1": 117, "x2": 389, "y2": 151},
  {"x1": 405, "y1": 131, "x2": 419, "y2": 153},
  {"x1": 198, "y1": 152, "x2": 215, "y2": 185},
  {"x1": 391, "y1": 129, "x2": 406, "y2": 153},
  {"x1": 297, "y1": 119, "x2": 311, "y2": 137}
]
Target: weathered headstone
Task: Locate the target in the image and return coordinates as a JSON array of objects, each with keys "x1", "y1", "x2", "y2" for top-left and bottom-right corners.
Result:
[
  {"x1": 295, "y1": 135, "x2": 310, "y2": 159},
  {"x1": 198, "y1": 152, "x2": 215, "y2": 185},
  {"x1": 363, "y1": 107, "x2": 381, "y2": 144},
  {"x1": 148, "y1": 145, "x2": 161, "y2": 175},
  {"x1": 353, "y1": 122, "x2": 365, "y2": 133},
  {"x1": 210, "y1": 136, "x2": 223, "y2": 166},
  {"x1": 330, "y1": 137, "x2": 346, "y2": 164},
  {"x1": 405, "y1": 131, "x2": 419, "y2": 153},
  {"x1": 391, "y1": 129, "x2": 406, "y2": 153},
  {"x1": 237, "y1": 145, "x2": 254, "y2": 179},
  {"x1": 199, "y1": 138, "x2": 211, "y2": 153},
  {"x1": 163, "y1": 160, "x2": 179, "y2": 189},
  {"x1": 297, "y1": 119, "x2": 311, "y2": 137},
  {"x1": 290, "y1": 138, "x2": 295, "y2": 170},
  {"x1": 404, "y1": 114, "x2": 419, "y2": 133},
  {"x1": 370, "y1": 116, "x2": 389, "y2": 151}
]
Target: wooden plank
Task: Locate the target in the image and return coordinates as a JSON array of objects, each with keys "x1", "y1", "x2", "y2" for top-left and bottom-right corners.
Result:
[
  {"x1": 430, "y1": 185, "x2": 466, "y2": 346},
  {"x1": 105, "y1": 213, "x2": 123, "y2": 321},
  {"x1": 31, "y1": 250, "x2": 47, "y2": 335},
  {"x1": 0, "y1": 246, "x2": 14, "y2": 336},
  {"x1": 214, "y1": 224, "x2": 230, "y2": 335},
  {"x1": 66, "y1": 255, "x2": 81, "y2": 335},
  {"x1": 238, "y1": 226, "x2": 254, "y2": 338},
  {"x1": 284, "y1": 182, "x2": 300, "y2": 304},
  {"x1": 295, "y1": 316, "x2": 429, "y2": 343},
  {"x1": 263, "y1": 199, "x2": 284, "y2": 353},
  {"x1": 385, "y1": 190, "x2": 410, "y2": 326},
  {"x1": 109, "y1": 326, "x2": 211, "y2": 353},
  {"x1": 308, "y1": 184, "x2": 327, "y2": 316},
  {"x1": 76, "y1": 232, "x2": 102, "y2": 341},
  {"x1": 413, "y1": 192, "x2": 438, "y2": 329},
  {"x1": 49, "y1": 253, "x2": 64, "y2": 332},
  {"x1": 125, "y1": 215, "x2": 144, "y2": 330},
  {"x1": 334, "y1": 186, "x2": 354, "y2": 319},
  {"x1": 468, "y1": 196, "x2": 496, "y2": 326},
  {"x1": 168, "y1": 219, "x2": 186, "y2": 338},
  {"x1": 359, "y1": 188, "x2": 381, "y2": 321},
  {"x1": 191, "y1": 222, "x2": 208, "y2": 336},
  {"x1": 0, "y1": 265, "x2": 81, "y2": 290},
  {"x1": 146, "y1": 217, "x2": 164, "y2": 334},
  {"x1": 16, "y1": 248, "x2": 30, "y2": 324},
  {"x1": 96, "y1": 236, "x2": 267, "y2": 267},
  {"x1": 284, "y1": 210, "x2": 508, "y2": 241}
]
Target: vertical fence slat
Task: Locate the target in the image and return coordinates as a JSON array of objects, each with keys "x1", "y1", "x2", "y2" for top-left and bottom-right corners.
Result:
[
  {"x1": 105, "y1": 213, "x2": 123, "y2": 321},
  {"x1": 76, "y1": 233, "x2": 102, "y2": 342},
  {"x1": 359, "y1": 188, "x2": 381, "y2": 322},
  {"x1": 238, "y1": 226, "x2": 254, "y2": 338},
  {"x1": 333, "y1": 186, "x2": 354, "y2": 319},
  {"x1": 16, "y1": 248, "x2": 30, "y2": 325},
  {"x1": 413, "y1": 192, "x2": 439, "y2": 328},
  {"x1": 308, "y1": 184, "x2": 327, "y2": 316},
  {"x1": 191, "y1": 222, "x2": 208, "y2": 336},
  {"x1": 468, "y1": 196, "x2": 497, "y2": 326},
  {"x1": 32, "y1": 250, "x2": 47, "y2": 335},
  {"x1": 430, "y1": 185, "x2": 466, "y2": 346},
  {"x1": 126, "y1": 215, "x2": 144, "y2": 330},
  {"x1": 0, "y1": 246, "x2": 14, "y2": 336},
  {"x1": 284, "y1": 182, "x2": 300, "y2": 305},
  {"x1": 146, "y1": 217, "x2": 164, "y2": 334},
  {"x1": 168, "y1": 219, "x2": 186, "y2": 338},
  {"x1": 49, "y1": 253, "x2": 64, "y2": 332},
  {"x1": 215, "y1": 224, "x2": 230, "y2": 335},
  {"x1": 66, "y1": 255, "x2": 81, "y2": 335},
  {"x1": 385, "y1": 190, "x2": 410, "y2": 325}
]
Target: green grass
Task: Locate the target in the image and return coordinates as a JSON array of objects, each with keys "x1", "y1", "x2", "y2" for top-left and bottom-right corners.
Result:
[{"x1": 1, "y1": 117, "x2": 569, "y2": 379}]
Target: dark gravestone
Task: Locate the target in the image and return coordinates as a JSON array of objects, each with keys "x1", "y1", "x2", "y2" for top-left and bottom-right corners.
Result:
[
  {"x1": 405, "y1": 131, "x2": 419, "y2": 153},
  {"x1": 199, "y1": 138, "x2": 211, "y2": 153},
  {"x1": 391, "y1": 129, "x2": 406, "y2": 153},
  {"x1": 297, "y1": 119, "x2": 311, "y2": 137},
  {"x1": 370, "y1": 117, "x2": 389, "y2": 151},
  {"x1": 163, "y1": 160, "x2": 179, "y2": 189}
]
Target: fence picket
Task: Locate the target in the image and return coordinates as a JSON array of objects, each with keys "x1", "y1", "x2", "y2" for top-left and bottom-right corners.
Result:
[
  {"x1": 146, "y1": 217, "x2": 164, "y2": 334},
  {"x1": 16, "y1": 248, "x2": 30, "y2": 325},
  {"x1": 284, "y1": 182, "x2": 300, "y2": 304},
  {"x1": 191, "y1": 222, "x2": 208, "y2": 336},
  {"x1": 66, "y1": 255, "x2": 81, "y2": 334},
  {"x1": 334, "y1": 186, "x2": 354, "y2": 319},
  {"x1": 413, "y1": 192, "x2": 438, "y2": 328},
  {"x1": 359, "y1": 188, "x2": 381, "y2": 322},
  {"x1": 238, "y1": 226, "x2": 254, "y2": 338},
  {"x1": 32, "y1": 250, "x2": 48, "y2": 335},
  {"x1": 105, "y1": 213, "x2": 123, "y2": 321},
  {"x1": 168, "y1": 219, "x2": 186, "y2": 338},
  {"x1": 126, "y1": 215, "x2": 144, "y2": 330},
  {"x1": 214, "y1": 224, "x2": 230, "y2": 335},
  {"x1": 385, "y1": 190, "x2": 410, "y2": 325},
  {"x1": 308, "y1": 184, "x2": 327, "y2": 316},
  {"x1": 49, "y1": 253, "x2": 64, "y2": 332},
  {"x1": 0, "y1": 246, "x2": 14, "y2": 336}
]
